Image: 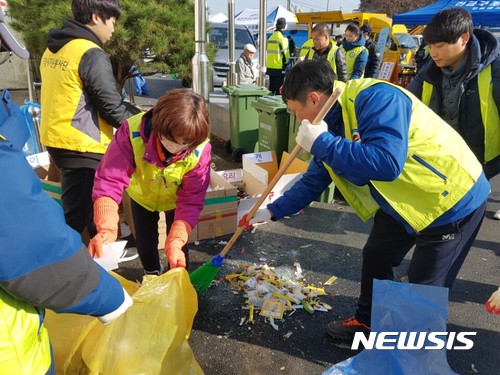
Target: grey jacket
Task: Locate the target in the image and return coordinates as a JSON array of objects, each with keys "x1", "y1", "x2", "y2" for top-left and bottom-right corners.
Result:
[{"x1": 236, "y1": 53, "x2": 255, "y2": 84}]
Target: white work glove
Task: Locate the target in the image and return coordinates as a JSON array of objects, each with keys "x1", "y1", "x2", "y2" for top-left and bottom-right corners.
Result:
[
  {"x1": 239, "y1": 209, "x2": 272, "y2": 229},
  {"x1": 296, "y1": 119, "x2": 328, "y2": 153},
  {"x1": 98, "y1": 288, "x2": 133, "y2": 324},
  {"x1": 249, "y1": 209, "x2": 272, "y2": 225},
  {"x1": 485, "y1": 286, "x2": 500, "y2": 314}
]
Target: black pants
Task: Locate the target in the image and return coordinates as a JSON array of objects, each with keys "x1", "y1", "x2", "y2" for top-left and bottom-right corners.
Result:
[
  {"x1": 267, "y1": 68, "x2": 285, "y2": 95},
  {"x1": 130, "y1": 198, "x2": 189, "y2": 273},
  {"x1": 59, "y1": 167, "x2": 96, "y2": 236},
  {"x1": 355, "y1": 201, "x2": 487, "y2": 325}
]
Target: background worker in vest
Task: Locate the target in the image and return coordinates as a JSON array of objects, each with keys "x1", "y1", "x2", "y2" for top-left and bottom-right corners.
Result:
[
  {"x1": 0, "y1": 18, "x2": 132, "y2": 374},
  {"x1": 299, "y1": 37, "x2": 313, "y2": 60},
  {"x1": 266, "y1": 17, "x2": 289, "y2": 94},
  {"x1": 40, "y1": 0, "x2": 133, "y2": 241},
  {"x1": 90, "y1": 89, "x2": 211, "y2": 276},
  {"x1": 240, "y1": 60, "x2": 489, "y2": 346},
  {"x1": 407, "y1": 8, "x2": 500, "y2": 220},
  {"x1": 236, "y1": 43, "x2": 257, "y2": 84},
  {"x1": 341, "y1": 23, "x2": 368, "y2": 79},
  {"x1": 303, "y1": 23, "x2": 347, "y2": 82},
  {"x1": 359, "y1": 24, "x2": 381, "y2": 78}
]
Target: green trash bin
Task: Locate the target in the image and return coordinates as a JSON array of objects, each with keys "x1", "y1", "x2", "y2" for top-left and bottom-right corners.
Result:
[
  {"x1": 251, "y1": 95, "x2": 289, "y2": 164},
  {"x1": 287, "y1": 109, "x2": 335, "y2": 203},
  {"x1": 222, "y1": 85, "x2": 270, "y2": 162},
  {"x1": 287, "y1": 108, "x2": 313, "y2": 163}
]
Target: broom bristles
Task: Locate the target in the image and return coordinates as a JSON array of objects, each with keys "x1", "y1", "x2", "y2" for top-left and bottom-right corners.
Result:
[{"x1": 189, "y1": 261, "x2": 221, "y2": 293}]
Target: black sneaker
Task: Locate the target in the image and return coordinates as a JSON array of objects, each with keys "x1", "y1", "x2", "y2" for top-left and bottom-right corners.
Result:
[
  {"x1": 119, "y1": 247, "x2": 139, "y2": 262},
  {"x1": 327, "y1": 316, "x2": 370, "y2": 341},
  {"x1": 144, "y1": 263, "x2": 165, "y2": 276}
]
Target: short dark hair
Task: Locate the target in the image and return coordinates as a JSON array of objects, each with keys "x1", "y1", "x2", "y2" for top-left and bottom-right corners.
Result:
[
  {"x1": 72, "y1": 0, "x2": 122, "y2": 24},
  {"x1": 152, "y1": 89, "x2": 210, "y2": 148},
  {"x1": 312, "y1": 23, "x2": 330, "y2": 37},
  {"x1": 345, "y1": 23, "x2": 361, "y2": 37},
  {"x1": 282, "y1": 60, "x2": 335, "y2": 104},
  {"x1": 423, "y1": 8, "x2": 473, "y2": 44}
]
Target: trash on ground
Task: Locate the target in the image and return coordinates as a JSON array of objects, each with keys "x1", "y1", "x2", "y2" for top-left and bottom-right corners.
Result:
[{"x1": 225, "y1": 263, "x2": 332, "y2": 329}]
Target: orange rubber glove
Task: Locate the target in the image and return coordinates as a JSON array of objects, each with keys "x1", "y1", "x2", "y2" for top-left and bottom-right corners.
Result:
[
  {"x1": 165, "y1": 220, "x2": 192, "y2": 269},
  {"x1": 88, "y1": 197, "x2": 119, "y2": 258}
]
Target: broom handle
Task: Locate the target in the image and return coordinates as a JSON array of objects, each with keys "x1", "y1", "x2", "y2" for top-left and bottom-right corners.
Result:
[{"x1": 219, "y1": 87, "x2": 343, "y2": 258}]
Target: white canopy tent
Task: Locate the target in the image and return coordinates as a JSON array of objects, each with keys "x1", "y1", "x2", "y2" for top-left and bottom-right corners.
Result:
[
  {"x1": 234, "y1": 8, "x2": 259, "y2": 34},
  {"x1": 209, "y1": 12, "x2": 228, "y2": 23}
]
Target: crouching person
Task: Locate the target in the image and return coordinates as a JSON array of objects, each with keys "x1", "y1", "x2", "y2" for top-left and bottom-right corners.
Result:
[{"x1": 89, "y1": 89, "x2": 211, "y2": 275}]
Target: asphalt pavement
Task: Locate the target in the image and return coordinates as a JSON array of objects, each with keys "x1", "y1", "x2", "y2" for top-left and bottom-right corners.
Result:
[{"x1": 118, "y1": 75, "x2": 500, "y2": 375}]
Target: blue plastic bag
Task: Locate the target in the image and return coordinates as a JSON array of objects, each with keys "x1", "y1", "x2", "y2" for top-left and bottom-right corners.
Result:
[{"x1": 323, "y1": 280, "x2": 458, "y2": 375}]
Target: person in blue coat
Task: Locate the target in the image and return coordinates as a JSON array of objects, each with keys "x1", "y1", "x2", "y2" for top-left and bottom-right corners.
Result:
[
  {"x1": 0, "y1": 17, "x2": 131, "y2": 372},
  {"x1": 240, "y1": 60, "x2": 490, "y2": 346}
]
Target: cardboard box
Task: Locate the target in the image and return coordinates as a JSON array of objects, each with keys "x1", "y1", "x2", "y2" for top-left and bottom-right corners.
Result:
[
  {"x1": 29, "y1": 151, "x2": 62, "y2": 204},
  {"x1": 237, "y1": 151, "x2": 308, "y2": 221},
  {"x1": 123, "y1": 168, "x2": 238, "y2": 246}
]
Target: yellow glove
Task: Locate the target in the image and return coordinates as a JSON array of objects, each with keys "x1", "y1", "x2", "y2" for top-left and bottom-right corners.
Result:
[
  {"x1": 88, "y1": 197, "x2": 119, "y2": 258},
  {"x1": 164, "y1": 220, "x2": 192, "y2": 269}
]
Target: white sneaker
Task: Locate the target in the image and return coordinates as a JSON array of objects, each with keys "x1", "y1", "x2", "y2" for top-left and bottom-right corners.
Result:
[{"x1": 494, "y1": 209, "x2": 500, "y2": 220}]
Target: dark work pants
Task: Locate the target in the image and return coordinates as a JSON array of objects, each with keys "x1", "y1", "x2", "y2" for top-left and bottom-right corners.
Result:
[
  {"x1": 355, "y1": 201, "x2": 487, "y2": 325},
  {"x1": 267, "y1": 68, "x2": 285, "y2": 95},
  {"x1": 59, "y1": 167, "x2": 96, "y2": 236},
  {"x1": 130, "y1": 198, "x2": 189, "y2": 273}
]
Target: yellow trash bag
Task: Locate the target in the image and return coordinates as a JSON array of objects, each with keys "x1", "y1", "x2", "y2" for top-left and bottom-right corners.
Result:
[{"x1": 44, "y1": 268, "x2": 204, "y2": 375}]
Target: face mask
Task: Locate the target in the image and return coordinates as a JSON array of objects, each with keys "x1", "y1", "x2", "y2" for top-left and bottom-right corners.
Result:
[{"x1": 160, "y1": 137, "x2": 189, "y2": 154}]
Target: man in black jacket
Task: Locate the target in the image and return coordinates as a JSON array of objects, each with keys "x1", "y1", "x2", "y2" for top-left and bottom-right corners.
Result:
[
  {"x1": 407, "y1": 8, "x2": 500, "y2": 219},
  {"x1": 360, "y1": 24, "x2": 381, "y2": 78},
  {"x1": 40, "y1": 0, "x2": 133, "y2": 238}
]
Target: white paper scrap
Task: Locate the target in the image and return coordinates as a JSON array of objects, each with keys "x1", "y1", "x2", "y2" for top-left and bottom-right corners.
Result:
[{"x1": 93, "y1": 240, "x2": 128, "y2": 271}]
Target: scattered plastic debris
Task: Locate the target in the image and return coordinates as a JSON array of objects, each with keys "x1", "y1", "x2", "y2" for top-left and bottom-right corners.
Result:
[
  {"x1": 300, "y1": 244, "x2": 312, "y2": 249},
  {"x1": 225, "y1": 263, "x2": 332, "y2": 330},
  {"x1": 283, "y1": 331, "x2": 293, "y2": 339},
  {"x1": 323, "y1": 275, "x2": 338, "y2": 286},
  {"x1": 294, "y1": 261, "x2": 303, "y2": 280}
]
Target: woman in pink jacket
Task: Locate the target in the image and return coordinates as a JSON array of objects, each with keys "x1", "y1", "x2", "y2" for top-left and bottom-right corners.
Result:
[{"x1": 89, "y1": 89, "x2": 211, "y2": 275}]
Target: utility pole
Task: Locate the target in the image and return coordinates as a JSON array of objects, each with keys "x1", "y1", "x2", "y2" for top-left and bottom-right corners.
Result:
[
  {"x1": 287, "y1": 0, "x2": 291, "y2": 11},
  {"x1": 327, "y1": 0, "x2": 329, "y2": 11}
]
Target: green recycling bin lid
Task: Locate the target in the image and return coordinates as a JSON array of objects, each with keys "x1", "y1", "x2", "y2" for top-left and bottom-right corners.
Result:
[
  {"x1": 251, "y1": 95, "x2": 288, "y2": 113},
  {"x1": 222, "y1": 84, "x2": 270, "y2": 97}
]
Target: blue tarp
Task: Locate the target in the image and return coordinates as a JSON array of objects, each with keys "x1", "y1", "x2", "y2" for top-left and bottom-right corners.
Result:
[{"x1": 393, "y1": 0, "x2": 500, "y2": 26}]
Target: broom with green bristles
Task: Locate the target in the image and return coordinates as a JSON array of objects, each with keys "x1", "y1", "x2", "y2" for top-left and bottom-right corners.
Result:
[{"x1": 189, "y1": 87, "x2": 344, "y2": 293}]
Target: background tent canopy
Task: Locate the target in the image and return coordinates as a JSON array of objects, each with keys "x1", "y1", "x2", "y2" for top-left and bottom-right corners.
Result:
[{"x1": 393, "y1": 0, "x2": 500, "y2": 26}]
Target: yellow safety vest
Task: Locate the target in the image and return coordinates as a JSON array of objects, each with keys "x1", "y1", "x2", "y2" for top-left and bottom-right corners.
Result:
[
  {"x1": 126, "y1": 113, "x2": 209, "y2": 212},
  {"x1": 299, "y1": 39, "x2": 314, "y2": 58},
  {"x1": 341, "y1": 45, "x2": 366, "y2": 79},
  {"x1": 0, "y1": 288, "x2": 51, "y2": 374},
  {"x1": 40, "y1": 39, "x2": 113, "y2": 154},
  {"x1": 422, "y1": 65, "x2": 500, "y2": 163},
  {"x1": 305, "y1": 40, "x2": 339, "y2": 76},
  {"x1": 325, "y1": 79, "x2": 483, "y2": 231},
  {"x1": 266, "y1": 31, "x2": 289, "y2": 69}
]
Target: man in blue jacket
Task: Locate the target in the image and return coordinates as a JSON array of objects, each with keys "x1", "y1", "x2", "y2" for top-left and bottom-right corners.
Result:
[
  {"x1": 0, "y1": 15, "x2": 132, "y2": 373},
  {"x1": 407, "y1": 8, "x2": 500, "y2": 219},
  {"x1": 241, "y1": 60, "x2": 490, "y2": 345}
]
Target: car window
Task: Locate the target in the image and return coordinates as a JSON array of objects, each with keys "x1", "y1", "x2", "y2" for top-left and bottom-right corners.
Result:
[
  {"x1": 395, "y1": 33, "x2": 417, "y2": 49},
  {"x1": 209, "y1": 27, "x2": 255, "y2": 49}
]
